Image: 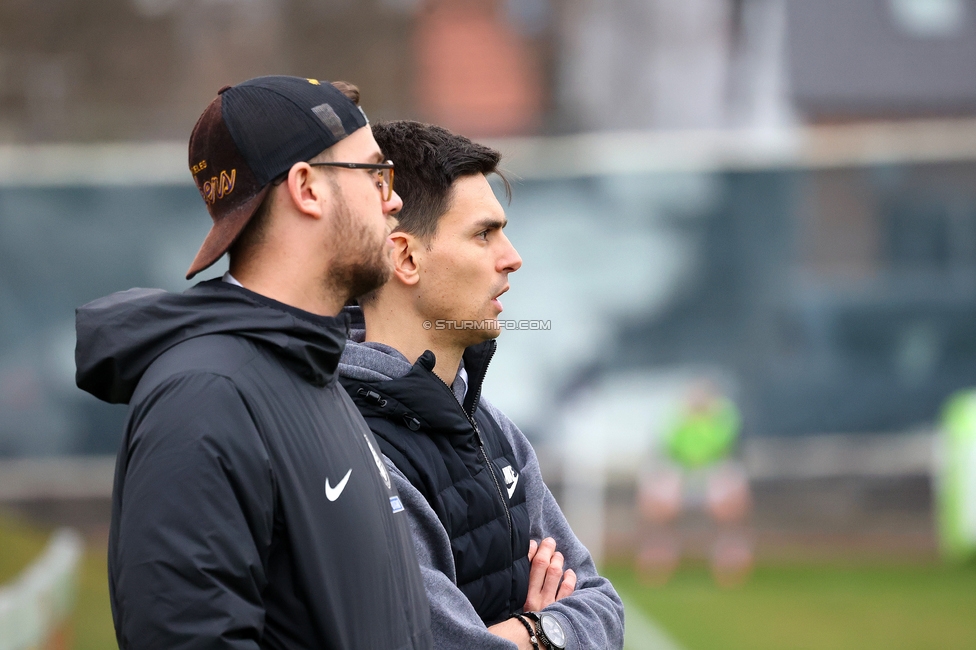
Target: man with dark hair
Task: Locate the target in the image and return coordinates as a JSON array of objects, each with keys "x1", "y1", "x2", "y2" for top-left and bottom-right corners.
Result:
[
  {"x1": 338, "y1": 121, "x2": 624, "y2": 650},
  {"x1": 75, "y1": 77, "x2": 433, "y2": 649}
]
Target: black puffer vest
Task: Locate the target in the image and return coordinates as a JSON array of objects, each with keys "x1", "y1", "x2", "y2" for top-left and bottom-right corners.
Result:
[{"x1": 341, "y1": 340, "x2": 530, "y2": 626}]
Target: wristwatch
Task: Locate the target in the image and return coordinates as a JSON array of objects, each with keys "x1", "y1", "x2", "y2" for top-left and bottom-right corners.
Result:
[{"x1": 525, "y1": 612, "x2": 567, "y2": 650}]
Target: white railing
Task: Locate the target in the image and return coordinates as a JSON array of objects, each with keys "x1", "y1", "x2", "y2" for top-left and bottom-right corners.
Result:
[
  {"x1": 0, "y1": 529, "x2": 84, "y2": 650},
  {"x1": 5, "y1": 117, "x2": 976, "y2": 187}
]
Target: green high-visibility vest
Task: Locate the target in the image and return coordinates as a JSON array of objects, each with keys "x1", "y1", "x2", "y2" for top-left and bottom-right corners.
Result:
[
  {"x1": 938, "y1": 390, "x2": 976, "y2": 561},
  {"x1": 665, "y1": 398, "x2": 741, "y2": 468}
]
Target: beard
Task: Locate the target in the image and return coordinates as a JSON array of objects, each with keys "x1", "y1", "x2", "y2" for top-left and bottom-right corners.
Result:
[{"x1": 324, "y1": 185, "x2": 393, "y2": 304}]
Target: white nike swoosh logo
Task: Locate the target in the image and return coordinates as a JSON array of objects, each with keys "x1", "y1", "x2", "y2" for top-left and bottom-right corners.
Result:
[
  {"x1": 325, "y1": 469, "x2": 352, "y2": 502},
  {"x1": 506, "y1": 473, "x2": 519, "y2": 499}
]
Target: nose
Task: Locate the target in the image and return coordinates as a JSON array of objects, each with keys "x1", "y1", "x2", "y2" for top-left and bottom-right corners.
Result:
[
  {"x1": 384, "y1": 189, "x2": 403, "y2": 216},
  {"x1": 498, "y1": 232, "x2": 522, "y2": 274}
]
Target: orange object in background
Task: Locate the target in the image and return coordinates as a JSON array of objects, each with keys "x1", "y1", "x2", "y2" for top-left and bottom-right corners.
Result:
[
  {"x1": 42, "y1": 626, "x2": 72, "y2": 650},
  {"x1": 413, "y1": 0, "x2": 544, "y2": 136}
]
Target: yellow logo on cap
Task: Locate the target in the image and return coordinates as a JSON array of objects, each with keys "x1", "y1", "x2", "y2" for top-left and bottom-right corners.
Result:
[
  {"x1": 308, "y1": 78, "x2": 320, "y2": 85},
  {"x1": 202, "y1": 169, "x2": 236, "y2": 204},
  {"x1": 191, "y1": 160, "x2": 207, "y2": 175}
]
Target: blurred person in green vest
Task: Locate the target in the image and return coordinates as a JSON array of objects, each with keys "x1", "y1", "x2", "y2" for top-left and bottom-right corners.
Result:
[
  {"x1": 666, "y1": 383, "x2": 740, "y2": 469},
  {"x1": 637, "y1": 379, "x2": 753, "y2": 587},
  {"x1": 937, "y1": 389, "x2": 976, "y2": 563}
]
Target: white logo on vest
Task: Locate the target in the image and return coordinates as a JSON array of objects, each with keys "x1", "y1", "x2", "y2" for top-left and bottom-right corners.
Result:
[{"x1": 502, "y1": 465, "x2": 519, "y2": 499}]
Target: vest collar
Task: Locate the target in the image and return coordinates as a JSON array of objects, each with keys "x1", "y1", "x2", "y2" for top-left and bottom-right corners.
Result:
[{"x1": 346, "y1": 339, "x2": 495, "y2": 436}]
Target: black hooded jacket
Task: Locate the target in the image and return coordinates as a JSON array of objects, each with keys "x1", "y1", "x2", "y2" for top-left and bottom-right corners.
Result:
[{"x1": 75, "y1": 279, "x2": 432, "y2": 650}]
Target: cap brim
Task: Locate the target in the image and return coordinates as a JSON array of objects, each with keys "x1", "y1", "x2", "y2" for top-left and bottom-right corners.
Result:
[{"x1": 185, "y1": 185, "x2": 271, "y2": 279}]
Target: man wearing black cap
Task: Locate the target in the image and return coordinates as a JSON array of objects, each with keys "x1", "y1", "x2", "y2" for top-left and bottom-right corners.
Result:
[{"x1": 75, "y1": 76, "x2": 433, "y2": 649}]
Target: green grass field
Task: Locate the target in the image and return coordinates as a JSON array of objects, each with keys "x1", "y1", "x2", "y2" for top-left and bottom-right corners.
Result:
[
  {"x1": 5, "y1": 514, "x2": 976, "y2": 650},
  {"x1": 607, "y1": 562, "x2": 976, "y2": 650},
  {"x1": 0, "y1": 514, "x2": 117, "y2": 650}
]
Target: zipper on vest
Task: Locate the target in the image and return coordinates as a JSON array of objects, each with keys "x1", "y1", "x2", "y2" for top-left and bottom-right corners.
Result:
[
  {"x1": 463, "y1": 341, "x2": 495, "y2": 422},
  {"x1": 430, "y1": 354, "x2": 514, "y2": 549},
  {"x1": 464, "y1": 343, "x2": 513, "y2": 543},
  {"x1": 473, "y1": 420, "x2": 513, "y2": 543}
]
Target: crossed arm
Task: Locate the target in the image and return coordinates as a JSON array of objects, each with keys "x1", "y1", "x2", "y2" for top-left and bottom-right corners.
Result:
[
  {"x1": 482, "y1": 398, "x2": 625, "y2": 650},
  {"x1": 385, "y1": 399, "x2": 624, "y2": 649},
  {"x1": 488, "y1": 537, "x2": 578, "y2": 648}
]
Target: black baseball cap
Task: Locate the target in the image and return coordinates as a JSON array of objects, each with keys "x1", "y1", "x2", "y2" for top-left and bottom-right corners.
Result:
[{"x1": 185, "y1": 75, "x2": 369, "y2": 279}]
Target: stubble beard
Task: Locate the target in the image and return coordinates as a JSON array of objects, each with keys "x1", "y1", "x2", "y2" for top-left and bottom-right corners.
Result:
[{"x1": 324, "y1": 183, "x2": 393, "y2": 304}]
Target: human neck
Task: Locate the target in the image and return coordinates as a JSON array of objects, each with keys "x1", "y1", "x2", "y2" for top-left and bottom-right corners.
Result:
[
  {"x1": 230, "y1": 259, "x2": 344, "y2": 317},
  {"x1": 363, "y1": 303, "x2": 464, "y2": 387}
]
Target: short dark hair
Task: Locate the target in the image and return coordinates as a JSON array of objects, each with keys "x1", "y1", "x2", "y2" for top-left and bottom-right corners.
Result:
[
  {"x1": 371, "y1": 121, "x2": 508, "y2": 241},
  {"x1": 228, "y1": 81, "x2": 361, "y2": 266}
]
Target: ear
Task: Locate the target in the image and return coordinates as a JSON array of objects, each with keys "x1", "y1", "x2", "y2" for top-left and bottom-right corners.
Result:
[
  {"x1": 283, "y1": 163, "x2": 328, "y2": 219},
  {"x1": 390, "y1": 232, "x2": 421, "y2": 286}
]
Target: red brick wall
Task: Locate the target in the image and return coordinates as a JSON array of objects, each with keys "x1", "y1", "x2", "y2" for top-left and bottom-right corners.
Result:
[{"x1": 413, "y1": 0, "x2": 544, "y2": 136}]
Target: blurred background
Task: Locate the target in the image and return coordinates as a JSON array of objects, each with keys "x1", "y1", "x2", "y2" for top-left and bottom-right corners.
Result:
[{"x1": 3, "y1": 0, "x2": 976, "y2": 648}]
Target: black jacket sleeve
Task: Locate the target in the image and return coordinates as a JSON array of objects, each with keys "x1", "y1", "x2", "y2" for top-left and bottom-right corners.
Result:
[{"x1": 111, "y1": 372, "x2": 276, "y2": 650}]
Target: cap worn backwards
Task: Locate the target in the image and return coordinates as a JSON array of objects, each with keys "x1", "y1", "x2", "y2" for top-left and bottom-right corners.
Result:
[{"x1": 185, "y1": 75, "x2": 369, "y2": 279}]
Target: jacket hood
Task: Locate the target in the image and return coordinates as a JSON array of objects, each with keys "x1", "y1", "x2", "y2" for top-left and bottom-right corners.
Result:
[
  {"x1": 76, "y1": 279, "x2": 349, "y2": 404},
  {"x1": 338, "y1": 306, "x2": 495, "y2": 419}
]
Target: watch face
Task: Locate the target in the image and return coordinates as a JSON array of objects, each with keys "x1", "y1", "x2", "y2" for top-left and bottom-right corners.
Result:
[{"x1": 541, "y1": 614, "x2": 566, "y2": 648}]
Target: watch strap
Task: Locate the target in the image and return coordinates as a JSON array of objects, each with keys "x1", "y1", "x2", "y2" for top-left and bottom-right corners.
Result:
[{"x1": 513, "y1": 614, "x2": 540, "y2": 650}]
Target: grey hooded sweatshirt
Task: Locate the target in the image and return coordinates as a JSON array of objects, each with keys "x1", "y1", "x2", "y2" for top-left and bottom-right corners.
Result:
[{"x1": 338, "y1": 311, "x2": 624, "y2": 650}]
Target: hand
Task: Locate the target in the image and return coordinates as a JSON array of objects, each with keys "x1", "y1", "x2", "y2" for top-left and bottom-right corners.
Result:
[
  {"x1": 488, "y1": 617, "x2": 535, "y2": 650},
  {"x1": 523, "y1": 537, "x2": 577, "y2": 611}
]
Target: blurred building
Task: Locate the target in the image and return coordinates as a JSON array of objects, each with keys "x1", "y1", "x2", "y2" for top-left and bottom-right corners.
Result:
[
  {"x1": 413, "y1": 0, "x2": 548, "y2": 135},
  {"x1": 789, "y1": 0, "x2": 976, "y2": 121},
  {"x1": 4, "y1": 0, "x2": 976, "y2": 140},
  {"x1": 557, "y1": 0, "x2": 746, "y2": 131},
  {"x1": 0, "y1": 0, "x2": 417, "y2": 142}
]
